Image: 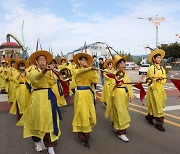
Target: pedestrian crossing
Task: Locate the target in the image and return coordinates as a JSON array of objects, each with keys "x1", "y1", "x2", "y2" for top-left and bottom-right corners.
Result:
[
  {"x1": 96, "y1": 83, "x2": 178, "y2": 98},
  {"x1": 1, "y1": 83, "x2": 177, "y2": 102},
  {"x1": 0, "y1": 94, "x2": 8, "y2": 102}
]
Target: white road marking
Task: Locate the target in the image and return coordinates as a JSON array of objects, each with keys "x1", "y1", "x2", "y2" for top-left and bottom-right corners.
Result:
[
  {"x1": 0, "y1": 94, "x2": 8, "y2": 102},
  {"x1": 133, "y1": 93, "x2": 146, "y2": 99},
  {"x1": 97, "y1": 83, "x2": 177, "y2": 100},
  {"x1": 164, "y1": 105, "x2": 180, "y2": 111},
  {"x1": 171, "y1": 72, "x2": 179, "y2": 79},
  {"x1": 97, "y1": 84, "x2": 102, "y2": 87}
]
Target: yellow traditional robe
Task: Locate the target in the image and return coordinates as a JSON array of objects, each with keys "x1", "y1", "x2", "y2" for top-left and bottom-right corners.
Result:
[
  {"x1": 146, "y1": 65, "x2": 167, "y2": 117},
  {"x1": 105, "y1": 72, "x2": 134, "y2": 130},
  {"x1": 0, "y1": 67, "x2": 9, "y2": 92},
  {"x1": 67, "y1": 63, "x2": 77, "y2": 91},
  {"x1": 17, "y1": 69, "x2": 61, "y2": 142},
  {"x1": 7, "y1": 67, "x2": 17, "y2": 103},
  {"x1": 101, "y1": 68, "x2": 116, "y2": 103},
  {"x1": 9, "y1": 71, "x2": 30, "y2": 115},
  {"x1": 0, "y1": 66, "x2": 3, "y2": 90},
  {"x1": 72, "y1": 67, "x2": 98, "y2": 133}
]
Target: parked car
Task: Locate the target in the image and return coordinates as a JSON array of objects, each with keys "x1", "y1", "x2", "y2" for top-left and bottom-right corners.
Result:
[
  {"x1": 139, "y1": 64, "x2": 150, "y2": 75},
  {"x1": 125, "y1": 62, "x2": 136, "y2": 70}
]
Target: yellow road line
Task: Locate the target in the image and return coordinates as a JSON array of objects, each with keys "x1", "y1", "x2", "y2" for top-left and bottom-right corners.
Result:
[
  {"x1": 129, "y1": 108, "x2": 180, "y2": 127},
  {"x1": 96, "y1": 96, "x2": 180, "y2": 127},
  {"x1": 165, "y1": 113, "x2": 180, "y2": 120},
  {"x1": 129, "y1": 107, "x2": 147, "y2": 115},
  {"x1": 130, "y1": 103, "x2": 180, "y2": 120}
]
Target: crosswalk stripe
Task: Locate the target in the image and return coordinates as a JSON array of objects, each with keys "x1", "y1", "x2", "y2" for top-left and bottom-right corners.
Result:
[
  {"x1": 164, "y1": 105, "x2": 180, "y2": 111},
  {"x1": 0, "y1": 94, "x2": 8, "y2": 102}
]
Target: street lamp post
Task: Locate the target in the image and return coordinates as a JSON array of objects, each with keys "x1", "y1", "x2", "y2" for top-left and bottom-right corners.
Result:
[{"x1": 138, "y1": 15, "x2": 165, "y2": 49}]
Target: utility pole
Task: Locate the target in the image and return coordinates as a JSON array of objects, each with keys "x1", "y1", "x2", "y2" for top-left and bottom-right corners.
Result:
[{"x1": 138, "y1": 15, "x2": 165, "y2": 49}]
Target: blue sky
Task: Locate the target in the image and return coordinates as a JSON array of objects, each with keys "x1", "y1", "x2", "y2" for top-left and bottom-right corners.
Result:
[
  {"x1": 22, "y1": 0, "x2": 128, "y2": 21},
  {"x1": 0, "y1": 0, "x2": 180, "y2": 55}
]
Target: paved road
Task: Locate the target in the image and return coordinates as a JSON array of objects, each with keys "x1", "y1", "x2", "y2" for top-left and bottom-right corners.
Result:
[{"x1": 0, "y1": 70, "x2": 180, "y2": 154}]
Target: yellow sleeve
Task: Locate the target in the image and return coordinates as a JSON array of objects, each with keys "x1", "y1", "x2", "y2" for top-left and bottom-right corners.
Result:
[
  {"x1": 148, "y1": 65, "x2": 166, "y2": 85},
  {"x1": 29, "y1": 70, "x2": 45, "y2": 84},
  {"x1": 11, "y1": 71, "x2": 20, "y2": 87},
  {"x1": 73, "y1": 67, "x2": 92, "y2": 76},
  {"x1": 147, "y1": 65, "x2": 154, "y2": 78},
  {"x1": 103, "y1": 69, "x2": 111, "y2": 80},
  {"x1": 90, "y1": 70, "x2": 99, "y2": 84}
]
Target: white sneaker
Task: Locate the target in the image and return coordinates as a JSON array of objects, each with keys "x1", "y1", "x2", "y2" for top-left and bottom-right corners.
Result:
[
  {"x1": 35, "y1": 141, "x2": 43, "y2": 152},
  {"x1": 48, "y1": 147, "x2": 55, "y2": 154},
  {"x1": 118, "y1": 134, "x2": 129, "y2": 142},
  {"x1": 41, "y1": 140, "x2": 47, "y2": 150}
]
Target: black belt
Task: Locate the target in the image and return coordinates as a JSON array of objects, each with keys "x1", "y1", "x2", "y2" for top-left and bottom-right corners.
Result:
[
  {"x1": 33, "y1": 88, "x2": 50, "y2": 91},
  {"x1": 117, "y1": 86, "x2": 128, "y2": 93}
]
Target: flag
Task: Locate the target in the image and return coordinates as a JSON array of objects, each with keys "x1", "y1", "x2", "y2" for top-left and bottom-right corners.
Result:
[
  {"x1": 171, "y1": 79, "x2": 180, "y2": 92},
  {"x1": 106, "y1": 73, "x2": 115, "y2": 79},
  {"x1": 133, "y1": 83, "x2": 146, "y2": 104},
  {"x1": 106, "y1": 73, "x2": 124, "y2": 85}
]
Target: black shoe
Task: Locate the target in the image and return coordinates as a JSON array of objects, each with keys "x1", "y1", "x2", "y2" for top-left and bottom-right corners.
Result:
[
  {"x1": 83, "y1": 141, "x2": 90, "y2": 149},
  {"x1": 155, "y1": 125, "x2": 165, "y2": 132},
  {"x1": 145, "y1": 116, "x2": 154, "y2": 125}
]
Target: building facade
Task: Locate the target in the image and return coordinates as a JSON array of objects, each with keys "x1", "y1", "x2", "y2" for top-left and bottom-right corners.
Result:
[{"x1": 66, "y1": 42, "x2": 112, "y2": 60}]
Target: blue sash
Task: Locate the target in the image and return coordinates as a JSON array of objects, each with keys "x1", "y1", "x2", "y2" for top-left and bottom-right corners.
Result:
[
  {"x1": 33, "y1": 88, "x2": 62, "y2": 135},
  {"x1": 47, "y1": 89, "x2": 63, "y2": 136},
  {"x1": 77, "y1": 86, "x2": 96, "y2": 106},
  {"x1": 25, "y1": 82, "x2": 32, "y2": 93},
  {"x1": 57, "y1": 80, "x2": 63, "y2": 96}
]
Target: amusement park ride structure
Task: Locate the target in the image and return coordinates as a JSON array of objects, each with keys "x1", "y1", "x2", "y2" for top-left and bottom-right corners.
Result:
[{"x1": 0, "y1": 33, "x2": 29, "y2": 60}]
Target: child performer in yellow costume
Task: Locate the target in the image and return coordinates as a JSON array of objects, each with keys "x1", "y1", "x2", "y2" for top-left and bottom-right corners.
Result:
[
  {"x1": 9, "y1": 59, "x2": 30, "y2": 120},
  {"x1": 72, "y1": 53, "x2": 98, "y2": 148},
  {"x1": 145, "y1": 49, "x2": 167, "y2": 132},
  {"x1": 7, "y1": 58, "x2": 17, "y2": 103},
  {"x1": 58, "y1": 57, "x2": 68, "y2": 70},
  {"x1": 0, "y1": 63, "x2": 2, "y2": 90},
  {"x1": 101, "y1": 59, "x2": 115, "y2": 105},
  {"x1": 0, "y1": 60, "x2": 9, "y2": 93},
  {"x1": 17, "y1": 50, "x2": 62, "y2": 154},
  {"x1": 105, "y1": 55, "x2": 134, "y2": 142}
]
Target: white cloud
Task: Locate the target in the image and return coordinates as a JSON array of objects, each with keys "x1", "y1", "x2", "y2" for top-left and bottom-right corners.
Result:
[
  {"x1": 69, "y1": 0, "x2": 88, "y2": 17},
  {"x1": 0, "y1": 0, "x2": 180, "y2": 56}
]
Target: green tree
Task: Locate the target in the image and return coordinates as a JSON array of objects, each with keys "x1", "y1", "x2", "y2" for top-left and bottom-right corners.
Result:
[
  {"x1": 158, "y1": 42, "x2": 180, "y2": 61},
  {"x1": 126, "y1": 53, "x2": 134, "y2": 62}
]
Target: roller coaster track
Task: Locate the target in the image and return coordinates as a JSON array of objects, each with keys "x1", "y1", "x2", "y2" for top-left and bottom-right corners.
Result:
[{"x1": 6, "y1": 33, "x2": 29, "y2": 58}]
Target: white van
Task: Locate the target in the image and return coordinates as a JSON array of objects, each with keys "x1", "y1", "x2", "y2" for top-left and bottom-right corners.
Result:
[{"x1": 139, "y1": 64, "x2": 150, "y2": 75}]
